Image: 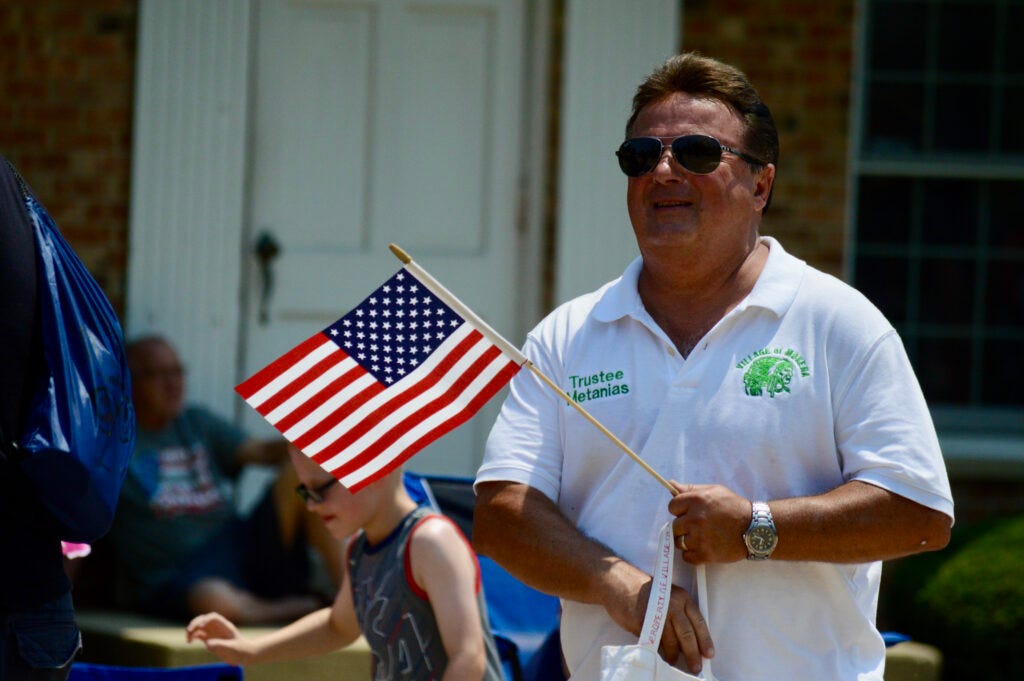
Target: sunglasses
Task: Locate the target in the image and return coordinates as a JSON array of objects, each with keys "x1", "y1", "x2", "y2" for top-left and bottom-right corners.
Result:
[
  {"x1": 616, "y1": 134, "x2": 765, "y2": 177},
  {"x1": 295, "y1": 477, "x2": 338, "y2": 504}
]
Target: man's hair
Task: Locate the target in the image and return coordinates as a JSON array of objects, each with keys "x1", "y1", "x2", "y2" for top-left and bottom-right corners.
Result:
[
  {"x1": 625, "y1": 53, "x2": 779, "y2": 210},
  {"x1": 125, "y1": 334, "x2": 173, "y2": 369}
]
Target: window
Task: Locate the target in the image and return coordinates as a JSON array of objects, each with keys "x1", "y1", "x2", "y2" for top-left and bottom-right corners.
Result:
[{"x1": 852, "y1": 0, "x2": 1024, "y2": 436}]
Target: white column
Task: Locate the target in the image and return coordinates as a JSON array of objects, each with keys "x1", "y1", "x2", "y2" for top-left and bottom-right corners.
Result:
[
  {"x1": 554, "y1": 0, "x2": 680, "y2": 302},
  {"x1": 126, "y1": 0, "x2": 251, "y2": 416}
]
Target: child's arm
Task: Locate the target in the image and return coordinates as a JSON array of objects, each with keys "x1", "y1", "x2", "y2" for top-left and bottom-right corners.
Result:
[
  {"x1": 410, "y1": 518, "x2": 490, "y2": 681},
  {"x1": 185, "y1": 569, "x2": 362, "y2": 666}
]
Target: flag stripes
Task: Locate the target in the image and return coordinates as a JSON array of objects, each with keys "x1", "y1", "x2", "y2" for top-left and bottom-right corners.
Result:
[{"x1": 235, "y1": 265, "x2": 524, "y2": 492}]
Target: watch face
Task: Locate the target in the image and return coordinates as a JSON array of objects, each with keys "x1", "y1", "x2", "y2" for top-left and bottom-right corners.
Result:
[{"x1": 747, "y1": 525, "x2": 777, "y2": 553}]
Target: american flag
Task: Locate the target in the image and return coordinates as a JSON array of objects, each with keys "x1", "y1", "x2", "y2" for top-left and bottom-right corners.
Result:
[{"x1": 236, "y1": 267, "x2": 524, "y2": 491}]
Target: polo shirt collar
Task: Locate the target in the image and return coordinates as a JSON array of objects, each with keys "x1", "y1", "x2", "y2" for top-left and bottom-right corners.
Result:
[
  {"x1": 591, "y1": 257, "x2": 645, "y2": 323},
  {"x1": 737, "y1": 236, "x2": 804, "y2": 318},
  {"x1": 590, "y1": 236, "x2": 804, "y2": 324}
]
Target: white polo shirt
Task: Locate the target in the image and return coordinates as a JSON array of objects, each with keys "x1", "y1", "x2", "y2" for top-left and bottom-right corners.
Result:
[{"x1": 477, "y1": 237, "x2": 953, "y2": 681}]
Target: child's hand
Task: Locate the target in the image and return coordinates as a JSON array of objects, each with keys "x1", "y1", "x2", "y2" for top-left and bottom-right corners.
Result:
[{"x1": 185, "y1": 612, "x2": 254, "y2": 665}]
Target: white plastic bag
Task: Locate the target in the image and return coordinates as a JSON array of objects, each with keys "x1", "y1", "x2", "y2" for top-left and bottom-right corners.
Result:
[{"x1": 600, "y1": 521, "x2": 715, "y2": 681}]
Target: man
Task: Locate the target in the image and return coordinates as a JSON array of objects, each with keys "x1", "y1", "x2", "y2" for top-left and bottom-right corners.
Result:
[
  {"x1": 107, "y1": 335, "x2": 343, "y2": 624},
  {"x1": 473, "y1": 53, "x2": 953, "y2": 681}
]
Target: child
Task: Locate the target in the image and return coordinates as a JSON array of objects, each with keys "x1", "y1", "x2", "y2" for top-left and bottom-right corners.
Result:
[{"x1": 186, "y1": 447, "x2": 504, "y2": 680}]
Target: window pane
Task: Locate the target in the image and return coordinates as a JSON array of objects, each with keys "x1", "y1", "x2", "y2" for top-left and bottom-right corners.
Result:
[
  {"x1": 990, "y1": 180, "x2": 1024, "y2": 250},
  {"x1": 982, "y1": 339, "x2": 1024, "y2": 405},
  {"x1": 918, "y1": 336, "x2": 972, "y2": 402},
  {"x1": 937, "y1": 1, "x2": 996, "y2": 74},
  {"x1": 934, "y1": 83, "x2": 991, "y2": 153},
  {"x1": 985, "y1": 260, "x2": 1024, "y2": 326},
  {"x1": 869, "y1": 1, "x2": 929, "y2": 70},
  {"x1": 921, "y1": 179, "x2": 978, "y2": 246},
  {"x1": 1001, "y1": 86, "x2": 1024, "y2": 154},
  {"x1": 865, "y1": 82, "x2": 925, "y2": 153},
  {"x1": 1006, "y1": 5, "x2": 1024, "y2": 75},
  {"x1": 919, "y1": 258, "x2": 975, "y2": 324},
  {"x1": 857, "y1": 177, "x2": 913, "y2": 244},
  {"x1": 855, "y1": 255, "x2": 908, "y2": 323}
]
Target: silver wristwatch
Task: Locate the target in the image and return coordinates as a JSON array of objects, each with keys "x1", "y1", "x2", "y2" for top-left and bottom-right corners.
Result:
[{"x1": 743, "y1": 501, "x2": 778, "y2": 560}]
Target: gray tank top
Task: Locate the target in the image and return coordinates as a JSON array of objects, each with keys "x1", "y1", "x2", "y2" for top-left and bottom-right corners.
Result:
[{"x1": 348, "y1": 506, "x2": 504, "y2": 680}]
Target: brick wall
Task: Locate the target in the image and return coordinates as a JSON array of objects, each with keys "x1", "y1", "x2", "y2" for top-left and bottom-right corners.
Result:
[
  {"x1": 1, "y1": 0, "x2": 137, "y2": 314},
  {"x1": 681, "y1": 0, "x2": 857, "y2": 277}
]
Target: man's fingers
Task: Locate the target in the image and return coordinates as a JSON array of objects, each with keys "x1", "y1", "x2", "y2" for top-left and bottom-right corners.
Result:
[
  {"x1": 684, "y1": 597, "x2": 715, "y2": 662},
  {"x1": 666, "y1": 615, "x2": 701, "y2": 673},
  {"x1": 659, "y1": 623, "x2": 681, "y2": 665}
]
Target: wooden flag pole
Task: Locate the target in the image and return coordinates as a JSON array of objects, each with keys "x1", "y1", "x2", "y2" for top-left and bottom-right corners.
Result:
[{"x1": 389, "y1": 243, "x2": 676, "y2": 494}]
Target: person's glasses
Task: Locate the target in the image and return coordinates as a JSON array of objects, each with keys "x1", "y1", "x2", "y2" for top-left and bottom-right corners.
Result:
[
  {"x1": 136, "y1": 365, "x2": 186, "y2": 381},
  {"x1": 616, "y1": 134, "x2": 765, "y2": 177},
  {"x1": 295, "y1": 478, "x2": 338, "y2": 504}
]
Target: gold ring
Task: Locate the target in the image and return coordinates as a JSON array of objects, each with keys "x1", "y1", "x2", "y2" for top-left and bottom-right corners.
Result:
[{"x1": 678, "y1": 535, "x2": 688, "y2": 551}]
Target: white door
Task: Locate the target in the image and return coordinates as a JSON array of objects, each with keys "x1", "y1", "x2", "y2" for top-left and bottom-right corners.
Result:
[{"x1": 241, "y1": 0, "x2": 527, "y2": 477}]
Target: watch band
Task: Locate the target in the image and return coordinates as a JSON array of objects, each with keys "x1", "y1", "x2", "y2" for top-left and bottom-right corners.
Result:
[{"x1": 752, "y1": 501, "x2": 773, "y2": 524}]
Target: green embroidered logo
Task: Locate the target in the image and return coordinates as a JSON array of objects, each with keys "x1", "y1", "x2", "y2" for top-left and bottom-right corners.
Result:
[{"x1": 736, "y1": 348, "x2": 809, "y2": 398}]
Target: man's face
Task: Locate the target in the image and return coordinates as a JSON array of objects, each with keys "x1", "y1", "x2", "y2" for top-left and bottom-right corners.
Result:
[
  {"x1": 625, "y1": 92, "x2": 773, "y2": 260},
  {"x1": 130, "y1": 340, "x2": 185, "y2": 428}
]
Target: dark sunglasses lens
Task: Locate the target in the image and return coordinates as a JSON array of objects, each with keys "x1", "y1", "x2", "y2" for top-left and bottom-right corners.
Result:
[
  {"x1": 672, "y1": 135, "x2": 722, "y2": 174},
  {"x1": 617, "y1": 138, "x2": 662, "y2": 177}
]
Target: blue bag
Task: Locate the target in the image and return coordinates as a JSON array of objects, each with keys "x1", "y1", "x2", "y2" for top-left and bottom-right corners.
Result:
[{"x1": 11, "y1": 164, "x2": 136, "y2": 542}]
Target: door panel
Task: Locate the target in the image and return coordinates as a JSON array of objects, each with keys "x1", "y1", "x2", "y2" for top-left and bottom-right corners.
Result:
[{"x1": 243, "y1": 0, "x2": 525, "y2": 476}]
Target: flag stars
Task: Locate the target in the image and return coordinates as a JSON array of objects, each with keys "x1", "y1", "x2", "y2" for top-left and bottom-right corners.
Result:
[{"x1": 327, "y1": 270, "x2": 464, "y2": 384}]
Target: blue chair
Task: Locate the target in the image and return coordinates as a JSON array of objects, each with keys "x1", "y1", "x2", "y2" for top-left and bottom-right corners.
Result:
[{"x1": 68, "y1": 663, "x2": 242, "y2": 680}]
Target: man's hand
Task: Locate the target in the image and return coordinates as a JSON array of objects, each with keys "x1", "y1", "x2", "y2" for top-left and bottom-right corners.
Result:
[
  {"x1": 599, "y1": 553, "x2": 713, "y2": 674},
  {"x1": 668, "y1": 481, "x2": 750, "y2": 563}
]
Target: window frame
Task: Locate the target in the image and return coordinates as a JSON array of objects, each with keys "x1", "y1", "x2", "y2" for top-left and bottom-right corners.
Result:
[{"x1": 848, "y1": 0, "x2": 1024, "y2": 474}]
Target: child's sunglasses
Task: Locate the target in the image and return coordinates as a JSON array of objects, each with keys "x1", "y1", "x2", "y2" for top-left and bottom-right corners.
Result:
[
  {"x1": 616, "y1": 134, "x2": 766, "y2": 177},
  {"x1": 295, "y1": 478, "x2": 338, "y2": 504}
]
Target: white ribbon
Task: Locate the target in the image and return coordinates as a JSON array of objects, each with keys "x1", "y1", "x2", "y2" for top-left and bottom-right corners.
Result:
[{"x1": 622, "y1": 520, "x2": 715, "y2": 680}]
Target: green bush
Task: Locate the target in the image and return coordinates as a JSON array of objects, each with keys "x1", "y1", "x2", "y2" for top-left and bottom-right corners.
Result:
[{"x1": 914, "y1": 516, "x2": 1024, "y2": 680}]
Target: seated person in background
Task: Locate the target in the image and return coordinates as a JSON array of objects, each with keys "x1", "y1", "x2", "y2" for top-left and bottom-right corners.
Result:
[
  {"x1": 106, "y1": 335, "x2": 344, "y2": 624},
  {"x1": 186, "y1": 447, "x2": 504, "y2": 680}
]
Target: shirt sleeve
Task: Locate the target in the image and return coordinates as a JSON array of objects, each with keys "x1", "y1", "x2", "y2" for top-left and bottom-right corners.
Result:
[
  {"x1": 186, "y1": 406, "x2": 250, "y2": 477},
  {"x1": 475, "y1": 333, "x2": 565, "y2": 504},
  {"x1": 833, "y1": 330, "x2": 954, "y2": 521}
]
